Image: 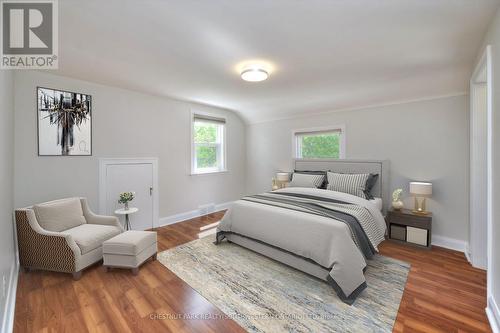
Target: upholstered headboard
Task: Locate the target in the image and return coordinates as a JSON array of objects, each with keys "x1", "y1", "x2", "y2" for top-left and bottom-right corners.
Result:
[{"x1": 294, "y1": 159, "x2": 390, "y2": 214}]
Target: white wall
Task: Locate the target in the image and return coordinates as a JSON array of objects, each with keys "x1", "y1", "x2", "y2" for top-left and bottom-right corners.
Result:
[
  {"x1": 477, "y1": 6, "x2": 500, "y2": 331},
  {"x1": 0, "y1": 71, "x2": 16, "y2": 331},
  {"x1": 246, "y1": 95, "x2": 469, "y2": 243},
  {"x1": 14, "y1": 71, "x2": 246, "y2": 218}
]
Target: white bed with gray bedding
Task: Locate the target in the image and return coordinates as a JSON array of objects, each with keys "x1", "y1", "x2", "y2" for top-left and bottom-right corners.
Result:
[{"x1": 216, "y1": 159, "x2": 390, "y2": 304}]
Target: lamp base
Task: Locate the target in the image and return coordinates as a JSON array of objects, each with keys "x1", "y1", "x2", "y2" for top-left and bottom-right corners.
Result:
[
  {"x1": 412, "y1": 209, "x2": 430, "y2": 215},
  {"x1": 413, "y1": 196, "x2": 430, "y2": 215},
  {"x1": 277, "y1": 181, "x2": 288, "y2": 189}
]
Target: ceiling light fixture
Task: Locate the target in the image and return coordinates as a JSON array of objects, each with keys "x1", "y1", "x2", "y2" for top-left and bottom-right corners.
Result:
[{"x1": 241, "y1": 66, "x2": 269, "y2": 82}]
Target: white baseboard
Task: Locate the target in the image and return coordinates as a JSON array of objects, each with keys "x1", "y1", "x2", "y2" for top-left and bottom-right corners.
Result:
[
  {"x1": 158, "y1": 201, "x2": 233, "y2": 227},
  {"x1": 464, "y1": 243, "x2": 472, "y2": 263},
  {"x1": 431, "y1": 234, "x2": 467, "y2": 253},
  {"x1": 158, "y1": 208, "x2": 203, "y2": 227},
  {"x1": 487, "y1": 296, "x2": 500, "y2": 333},
  {"x1": 1, "y1": 258, "x2": 19, "y2": 333},
  {"x1": 214, "y1": 202, "x2": 233, "y2": 211}
]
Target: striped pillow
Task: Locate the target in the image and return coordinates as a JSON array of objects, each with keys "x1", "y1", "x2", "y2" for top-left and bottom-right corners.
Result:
[
  {"x1": 289, "y1": 173, "x2": 325, "y2": 188},
  {"x1": 326, "y1": 172, "x2": 370, "y2": 198},
  {"x1": 294, "y1": 170, "x2": 328, "y2": 189}
]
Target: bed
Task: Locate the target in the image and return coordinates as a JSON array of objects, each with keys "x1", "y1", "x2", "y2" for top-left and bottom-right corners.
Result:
[{"x1": 216, "y1": 159, "x2": 390, "y2": 304}]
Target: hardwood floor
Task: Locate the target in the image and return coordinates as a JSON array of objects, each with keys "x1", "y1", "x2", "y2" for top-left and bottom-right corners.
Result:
[
  {"x1": 14, "y1": 211, "x2": 490, "y2": 333},
  {"x1": 379, "y1": 242, "x2": 490, "y2": 333}
]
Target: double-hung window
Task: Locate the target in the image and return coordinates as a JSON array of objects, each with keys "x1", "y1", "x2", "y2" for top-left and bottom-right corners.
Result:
[
  {"x1": 192, "y1": 114, "x2": 226, "y2": 174},
  {"x1": 294, "y1": 126, "x2": 345, "y2": 159}
]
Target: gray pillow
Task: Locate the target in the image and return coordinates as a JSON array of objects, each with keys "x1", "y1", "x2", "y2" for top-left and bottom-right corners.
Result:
[
  {"x1": 326, "y1": 172, "x2": 370, "y2": 199},
  {"x1": 289, "y1": 173, "x2": 326, "y2": 188},
  {"x1": 364, "y1": 173, "x2": 379, "y2": 199}
]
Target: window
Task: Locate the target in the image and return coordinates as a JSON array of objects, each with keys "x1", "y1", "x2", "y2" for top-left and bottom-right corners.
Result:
[
  {"x1": 192, "y1": 114, "x2": 226, "y2": 174},
  {"x1": 294, "y1": 127, "x2": 345, "y2": 159}
]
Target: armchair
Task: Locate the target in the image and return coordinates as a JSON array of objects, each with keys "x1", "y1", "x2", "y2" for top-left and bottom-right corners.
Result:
[{"x1": 15, "y1": 197, "x2": 123, "y2": 279}]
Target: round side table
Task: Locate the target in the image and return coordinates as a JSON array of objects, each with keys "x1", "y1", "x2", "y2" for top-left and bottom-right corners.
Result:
[{"x1": 114, "y1": 207, "x2": 139, "y2": 231}]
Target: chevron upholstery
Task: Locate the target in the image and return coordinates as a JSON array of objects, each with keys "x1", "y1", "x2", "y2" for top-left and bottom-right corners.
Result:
[
  {"x1": 16, "y1": 209, "x2": 77, "y2": 273},
  {"x1": 15, "y1": 198, "x2": 123, "y2": 279}
]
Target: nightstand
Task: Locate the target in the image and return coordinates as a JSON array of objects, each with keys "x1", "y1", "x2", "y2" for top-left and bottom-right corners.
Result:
[{"x1": 386, "y1": 209, "x2": 432, "y2": 249}]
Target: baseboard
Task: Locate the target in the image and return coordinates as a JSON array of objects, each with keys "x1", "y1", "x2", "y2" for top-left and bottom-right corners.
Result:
[
  {"x1": 487, "y1": 296, "x2": 500, "y2": 333},
  {"x1": 158, "y1": 208, "x2": 202, "y2": 227},
  {"x1": 158, "y1": 201, "x2": 233, "y2": 227},
  {"x1": 214, "y1": 201, "x2": 233, "y2": 211},
  {"x1": 431, "y1": 234, "x2": 467, "y2": 253},
  {"x1": 464, "y1": 243, "x2": 472, "y2": 263},
  {"x1": 1, "y1": 258, "x2": 19, "y2": 333}
]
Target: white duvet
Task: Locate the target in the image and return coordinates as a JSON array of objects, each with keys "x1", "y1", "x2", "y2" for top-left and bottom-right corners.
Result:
[{"x1": 217, "y1": 187, "x2": 387, "y2": 301}]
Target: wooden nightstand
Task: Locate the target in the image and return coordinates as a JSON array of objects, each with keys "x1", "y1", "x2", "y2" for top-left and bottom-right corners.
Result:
[{"x1": 386, "y1": 209, "x2": 432, "y2": 249}]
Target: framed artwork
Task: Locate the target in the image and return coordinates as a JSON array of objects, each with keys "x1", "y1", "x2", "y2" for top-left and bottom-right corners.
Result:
[{"x1": 37, "y1": 87, "x2": 92, "y2": 156}]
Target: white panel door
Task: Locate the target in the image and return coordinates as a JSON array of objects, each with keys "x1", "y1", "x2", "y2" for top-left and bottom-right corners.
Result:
[
  {"x1": 470, "y1": 84, "x2": 488, "y2": 269},
  {"x1": 105, "y1": 163, "x2": 153, "y2": 230}
]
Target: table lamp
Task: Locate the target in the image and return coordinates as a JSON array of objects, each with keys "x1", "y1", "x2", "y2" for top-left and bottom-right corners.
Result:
[
  {"x1": 409, "y1": 182, "x2": 432, "y2": 215},
  {"x1": 276, "y1": 172, "x2": 290, "y2": 189}
]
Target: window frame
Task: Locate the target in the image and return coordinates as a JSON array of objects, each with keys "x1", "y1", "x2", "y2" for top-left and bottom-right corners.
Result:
[
  {"x1": 191, "y1": 111, "x2": 227, "y2": 175},
  {"x1": 292, "y1": 125, "x2": 346, "y2": 159}
]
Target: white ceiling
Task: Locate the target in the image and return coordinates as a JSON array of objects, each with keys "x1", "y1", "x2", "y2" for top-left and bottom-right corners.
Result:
[{"x1": 56, "y1": 0, "x2": 500, "y2": 123}]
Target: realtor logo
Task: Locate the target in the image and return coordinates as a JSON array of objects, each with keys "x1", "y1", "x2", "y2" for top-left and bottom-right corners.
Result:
[{"x1": 1, "y1": 0, "x2": 58, "y2": 69}]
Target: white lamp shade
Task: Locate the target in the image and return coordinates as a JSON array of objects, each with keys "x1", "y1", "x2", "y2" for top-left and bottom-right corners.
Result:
[
  {"x1": 409, "y1": 182, "x2": 432, "y2": 196},
  {"x1": 276, "y1": 172, "x2": 290, "y2": 182}
]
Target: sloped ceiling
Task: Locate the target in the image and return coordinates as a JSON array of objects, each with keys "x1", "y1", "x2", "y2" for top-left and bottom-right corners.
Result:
[{"x1": 54, "y1": 0, "x2": 500, "y2": 123}]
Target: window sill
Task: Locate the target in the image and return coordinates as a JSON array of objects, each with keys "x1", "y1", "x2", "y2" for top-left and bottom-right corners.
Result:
[{"x1": 190, "y1": 169, "x2": 228, "y2": 176}]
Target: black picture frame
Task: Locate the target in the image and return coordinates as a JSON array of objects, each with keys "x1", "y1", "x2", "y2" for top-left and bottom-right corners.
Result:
[{"x1": 37, "y1": 86, "x2": 93, "y2": 156}]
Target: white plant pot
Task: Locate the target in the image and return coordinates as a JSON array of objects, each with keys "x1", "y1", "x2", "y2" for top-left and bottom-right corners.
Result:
[{"x1": 392, "y1": 200, "x2": 404, "y2": 210}]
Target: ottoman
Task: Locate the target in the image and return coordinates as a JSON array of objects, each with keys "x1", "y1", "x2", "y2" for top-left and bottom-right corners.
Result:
[{"x1": 103, "y1": 230, "x2": 157, "y2": 274}]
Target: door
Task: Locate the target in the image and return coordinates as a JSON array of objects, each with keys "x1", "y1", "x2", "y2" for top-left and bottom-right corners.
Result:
[
  {"x1": 104, "y1": 163, "x2": 154, "y2": 230},
  {"x1": 470, "y1": 84, "x2": 488, "y2": 269}
]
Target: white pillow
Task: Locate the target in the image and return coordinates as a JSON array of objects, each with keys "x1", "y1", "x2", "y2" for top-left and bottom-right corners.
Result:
[
  {"x1": 34, "y1": 198, "x2": 86, "y2": 232},
  {"x1": 289, "y1": 173, "x2": 325, "y2": 188}
]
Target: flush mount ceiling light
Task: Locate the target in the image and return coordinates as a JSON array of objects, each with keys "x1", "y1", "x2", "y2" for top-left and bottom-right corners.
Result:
[{"x1": 241, "y1": 66, "x2": 269, "y2": 82}]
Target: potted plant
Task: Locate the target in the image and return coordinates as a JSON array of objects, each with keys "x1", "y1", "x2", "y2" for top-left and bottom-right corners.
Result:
[
  {"x1": 392, "y1": 189, "x2": 404, "y2": 210},
  {"x1": 118, "y1": 192, "x2": 135, "y2": 210}
]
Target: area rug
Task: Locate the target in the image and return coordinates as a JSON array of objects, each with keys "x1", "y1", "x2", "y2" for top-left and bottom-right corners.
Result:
[{"x1": 157, "y1": 237, "x2": 409, "y2": 333}]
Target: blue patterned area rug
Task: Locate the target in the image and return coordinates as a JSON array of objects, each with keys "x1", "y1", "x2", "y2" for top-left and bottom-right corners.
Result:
[{"x1": 158, "y1": 236, "x2": 409, "y2": 333}]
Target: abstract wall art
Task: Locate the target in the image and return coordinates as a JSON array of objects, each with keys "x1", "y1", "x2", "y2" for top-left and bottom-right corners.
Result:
[{"x1": 37, "y1": 87, "x2": 92, "y2": 156}]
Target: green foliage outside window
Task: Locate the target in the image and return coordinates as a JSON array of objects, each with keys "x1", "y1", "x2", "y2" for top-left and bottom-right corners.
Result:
[
  {"x1": 300, "y1": 133, "x2": 340, "y2": 158},
  {"x1": 196, "y1": 146, "x2": 217, "y2": 168},
  {"x1": 194, "y1": 122, "x2": 217, "y2": 143},
  {"x1": 194, "y1": 122, "x2": 220, "y2": 169}
]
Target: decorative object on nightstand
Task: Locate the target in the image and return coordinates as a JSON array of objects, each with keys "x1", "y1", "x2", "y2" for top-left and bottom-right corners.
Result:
[
  {"x1": 386, "y1": 209, "x2": 432, "y2": 249},
  {"x1": 276, "y1": 172, "x2": 290, "y2": 189},
  {"x1": 409, "y1": 182, "x2": 432, "y2": 215},
  {"x1": 271, "y1": 178, "x2": 280, "y2": 191},
  {"x1": 391, "y1": 188, "x2": 404, "y2": 210}
]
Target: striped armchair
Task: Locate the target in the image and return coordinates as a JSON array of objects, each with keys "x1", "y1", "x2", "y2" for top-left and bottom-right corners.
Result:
[{"x1": 15, "y1": 197, "x2": 123, "y2": 279}]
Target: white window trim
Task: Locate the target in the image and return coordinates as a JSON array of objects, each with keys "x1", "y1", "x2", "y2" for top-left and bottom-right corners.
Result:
[
  {"x1": 190, "y1": 110, "x2": 228, "y2": 175},
  {"x1": 292, "y1": 125, "x2": 346, "y2": 159}
]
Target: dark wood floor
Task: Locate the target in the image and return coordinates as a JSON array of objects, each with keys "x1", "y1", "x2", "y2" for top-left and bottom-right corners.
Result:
[{"x1": 14, "y1": 211, "x2": 490, "y2": 333}]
